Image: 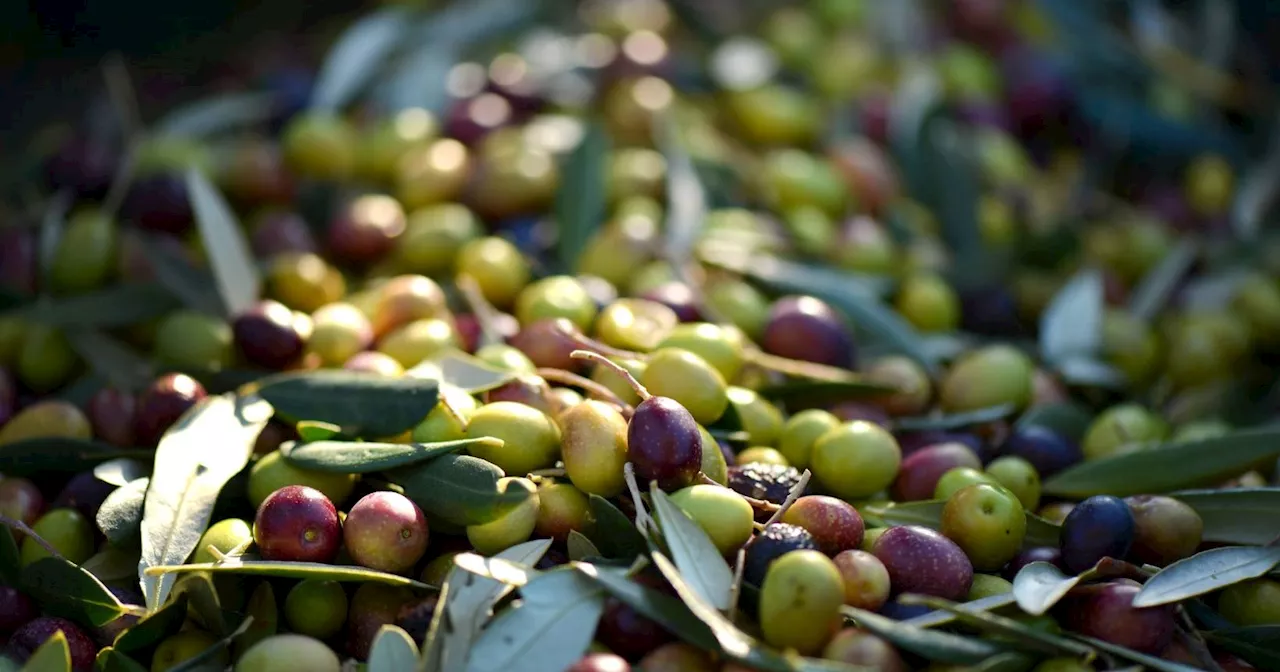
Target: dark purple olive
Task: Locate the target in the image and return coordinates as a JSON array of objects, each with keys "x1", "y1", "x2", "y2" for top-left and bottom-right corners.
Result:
[
  {"x1": 0, "y1": 226, "x2": 39, "y2": 296},
  {"x1": 233, "y1": 300, "x2": 308, "y2": 370},
  {"x1": 1060, "y1": 496, "x2": 1135, "y2": 573},
  {"x1": 761, "y1": 295, "x2": 856, "y2": 369},
  {"x1": 641, "y1": 282, "x2": 703, "y2": 323},
  {"x1": 1000, "y1": 425, "x2": 1082, "y2": 477},
  {"x1": 627, "y1": 396, "x2": 703, "y2": 491},
  {"x1": 123, "y1": 172, "x2": 193, "y2": 234},
  {"x1": 44, "y1": 133, "x2": 119, "y2": 198}
]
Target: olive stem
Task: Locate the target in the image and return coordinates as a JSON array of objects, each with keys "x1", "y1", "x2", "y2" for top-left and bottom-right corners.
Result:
[
  {"x1": 623, "y1": 463, "x2": 655, "y2": 538},
  {"x1": 529, "y1": 468, "x2": 567, "y2": 479},
  {"x1": 1175, "y1": 608, "x2": 1224, "y2": 672},
  {"x1": 0, "y1": 514, "x2": 64, "y2": 561},
  {"x1": 763, "y1": 469, "x2": 812, "y2": 527},
  {"x1": 744, "y1": 349, "x2": 871, "y2": 385},
  {"x1": 571, "y1": 350, "x2": 652, "y2": 401},
  {"x1": 569, "y1": 332, "x2": 650, "y2": 363},
  {"x1": 535, "y1": 367, "x2": 636, "y2": 417},
  {"x1": 455, "y1": 273, "x2": 504, "y2": 349},
  {"x1": 727, "y1": 547, "x2": 747, "y2": 624},
  {"x1": 438, "y1": 393, "x2": 470, "y2": 431}
]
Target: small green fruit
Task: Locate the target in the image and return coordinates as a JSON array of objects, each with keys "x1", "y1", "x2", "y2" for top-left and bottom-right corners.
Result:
[
  {"x1": 933, "y1": 467, "x2": 1000, "y2": 501},
  {"x1": 17, "y1": 325, "x2": 78, "y2": 393},
  {"x1": 411, "y1": 386, "x2": 479, "y2": 443},
  {"x1": 152, "y1": 630, "x2": 224, "y2": 672},
  {"x1": 967, "y1": 574, "x2": 1014, "y2": 600},
  {"x1": 248, "y1": 450, "x2": 357, "y2": 509},
  {"x1": 473, "y1": 343, "x2": 536, "y2": 373},
  {"x1": 154, "y1": 310, "x2": 234, "y2": 372},
  {"x1": 515, "y1": 275, "x2": 598, "y2": 331},
  {"x1": 736, "y1": 446, "x2": 790, "y2": 467},
  {"x1": 192, "y1": 518, "x2": 253, "y2": 564},
  {"x1": 984, "y1": 456, "x2": 1042, "y2": 511},
  {"x1": 810, "y1": 421, "x2": 901, "y2": 501},
  {"x1": 656, "y1": 323, "x2": 747, "y2": 382},
  {"x1": 236, "y1": 634, "x2": 341, "y2": 672},
  {"x1": 1217, "y1": 579, "x2": 1280, "y2": 626},
  {"x1": 533, "y1": 482, "x2": 590, "y2": 544},
  {"x1": 560, "y1": 400, "x2": 629, "y2": 497},
  {"x1": 49, "y1": 209, "x2": 118, "y2": 294},
  {"x1": 284, "y1": 580, "x2": 349, "y2": 639},
  {"x1": 640, "y1": 348, "x2": 729, "y2": 426},
  {"x1": 759, "y1": 549, "x2": 845, "y2": 655},
  {"x1": 21, "y1": 508, "x2": 93, "y2": 566},
  {"x1": 668, "y1": 485, "x2": 754, "y2": 555},
  {"x1": 464, "y1": 401, "x2": 562, "y2": 476},
  {"x1": 778, "y1": 409, "x2": 840, "y2": 469},
  {"x1": 1081, "y1": 403, "x2": 1167, "y2": 461},
  {"x1": 727, "y1": 387, "x2": 784, "y2": 447},
  {"x1": 466, "y1": 477, "x2": 540, "y2": 555},
  {"x1": 940, "y1": 484, "x2": 1026, "y2": 572},
  {"x1": 939, "y1": 345, "x2": 1034, "y2": 413}
]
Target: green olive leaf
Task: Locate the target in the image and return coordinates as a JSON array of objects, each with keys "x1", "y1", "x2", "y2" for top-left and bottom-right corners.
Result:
[
  {"x1": 113, "y1": 593, "x2": 189, "y2": 654},
  {"x1": 864, "y1": 500, "x2": 1061, "y2": 548},
  {"x1": 556, "y1": 121, "x2": 610, "y2": 273},
  {"x1": 21, "y1": 630, "x2": 71, "y2": 672},
  {"x1": 390, "y1": 453, "x2": 532, "y2": 527},
  {"x1": 22, "y1": 557, "x2": 133, "y2": 626},
  {"x1": 1171, "y1": 487, "x2": 1280, "y2": 545},
  {"x1": 435, "y1": 350, "x2": 517, "y2": 394},
  {"x1": 649, "y1": 486, "x2": 734, "y2": 610},
  {"x1": 370, "y1": 625, "x2": 421, "y2": 672},
  {"x1": 1011, "y1": 557, "x2": 1142, "y2": 616},
  {"x1": 145, "y1": 558, "x2": 433, "y2": 590},
  {"x1": 81, "y1": 547, "x2": 142, "y2": 584},
  {"x1": 0, "y1": 438, "x2": 152, "y2": 477},
  {"x1": 566, "y1": 531, "x2": 600, "y2": 562},
  {"x1": 1015, "y1": 402, "x2": 1095, "y2": 444},
  {"x1": 140, "y1": 393, "x2": 272, "y2": 611},
  {"x1": 1072, "y1": 635, "x2": 1201, "y2": 672},
  {"x1": 154, "y1": 92, "x2": 277, "y2": 138},
  {"x1": 94, "y1": 458, "x2": 150, "y2": 488},
  {"x1": 172, "y1": 572, "x2": 228, "y2": 636},
  {"x1": 755, "y1": 379, "x2": 895, "y2": 406},
  {"x1": 1133, "y1": 546, "x2": 1280, "y2": 608},
  {"x1": 136, "y1": 233, "x2": 225, "y2": 317},
  {"x1": 187, "y1": 167, "x2": 261, "y2": 317},
  {"x1": 1043, "y1": 427, "x2": 1280, "y2": 497},
  {"x1": 897, "y1": 594, "x2": 1095, "y2": 659},
  {"x1": 893, "y1": 404, "x2": 1017, "y2": 432},
  {"x1": 2, "y1": 282, "x2": 179, "y2": 328},
  {"x1": 96, "y1": 477, "x2": 148, "y2": 547},
  {"x1": 281, "y1": 437, "x2": 498, "y2": 473},
  {"x1": 296, "y1": 420, "x2": 345, "y2": 443},
  {"x1": 1039, "y1": 268, "x2": 1105, "y2": 367},
  {"x1": 575, "y1": 563, "x2": 719, "y2": 652},
  {"x1": 841, "y1": 606, "x2": 1005, "y2": 664},
  {"x1": 256, "y1": 370, "x2": 439, "y2": 438},
  {"x1": 234, "y1": 581, "x2": 279, "y2": 659},
  {"x1": 1127, "y1": 239, "x2": 1197, "y2": 322},
  {"x1": 96, "y1": 647, "x2": 149, "y2": 672},
  {"x1": 1205, "y1": 626, "x2": 1280, "y2": 671},
  {"x1": 650, "y1": 551, "x2": 798, "y2": 672},
  {"x1": 585, "y1": 495, "x2": 647, "y2": 561},
  {"x1": 901, "y1": 592, "x2": 1018, "y2": 629},
  {"x1": 659, "y1": 114, "x2": 708, "y2": 271},
  {"x1": 309, "y1": 7, "x2": 413, "y2": 113},
  {"x1": 464, "y1": 570, "x2": 604, "y2": 672}
]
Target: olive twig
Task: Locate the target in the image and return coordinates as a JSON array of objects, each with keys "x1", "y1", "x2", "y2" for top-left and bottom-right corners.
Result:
[
  {"x1": 0, "y1": 514, "x2": 64, "y2": 561},
  {"x1": 727, "y1": 547, "x2": 746, "y2": 625},
  {"x1": 535, "y1": 367, "x2": 636, "y2": 417},
  {"x1": 1175, "y1": 607, "x2": 1224, "y2": 672},
  {"x1": 763, "y1": 469, "x2": 811, "y2": 527},
  {"x1": 571, "y1": 350, "x2": 652, "y2": 401},
  {"x1": 623, "y1": 463, "x2": 655, "y2": 538},
  {"x1": 699, "y1": 473, "x2": 780, "y2": 514}
]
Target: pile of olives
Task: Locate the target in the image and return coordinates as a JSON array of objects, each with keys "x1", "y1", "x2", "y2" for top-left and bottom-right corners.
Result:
[{"x1": 0, "y1": 0, "x2": 1277, "y2": 671}]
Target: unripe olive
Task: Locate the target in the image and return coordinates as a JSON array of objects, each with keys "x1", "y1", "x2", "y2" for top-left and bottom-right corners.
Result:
[
  {"x1": 759, "y1": 549, "x2": 845, "y2": 655},
  {"x1": 466, "y1": 477, "x2": 540, "y2": 554},
  {"x1": 639, "y1": 348, "x2": 729, "y2": 426}
]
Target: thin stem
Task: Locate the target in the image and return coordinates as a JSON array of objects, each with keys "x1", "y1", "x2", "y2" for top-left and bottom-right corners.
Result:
[
  {"x1": 569, "y1": 332, "x2": 649, "y2": 362},
  {"x1": 699, "y1": 473, "x2": 779, "y2": 514},
  {"x1": 0, "y1": 514, "x2": 64, "y2": 561},
  {"x1": 623, "y1": 463, "x2": 655, "y2": 538},
  {"x1": 535, "y1": 367, "x2": 636, "y2": 416},
  {"x1": 102, "y1": 53, "x2": 143, "y2": 140},
  {"x1": 571, "y1": 350, "x2": 652, "y2": 401},
  {"x1": 727, "y1": 547, "x2": 746, "y2": 624},
  {"x1": 764, "y1": 469, "x2": 812, "y2": 527},
  {"x1": 1176, "y1": 607, "x2": 1224, "y2": 672},
  {"x1": 456, "y1": 273, "x2": 503, "y2": 349}
]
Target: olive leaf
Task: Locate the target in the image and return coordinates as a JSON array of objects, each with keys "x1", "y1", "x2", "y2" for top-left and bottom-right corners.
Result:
[
  {"x1": 96, "y1": 648, "x2": 149, "y2": 672},
  {"x1": 865, "y1": 500, "x2": 1061, "y2": 548},
  {"x1": 82, "y1": 547, "x2": 142, "y2": 584},
  {"x1": 435, "y1": 539, "x2": 552, "y2": 672},
  {"x1": 650, "y1": 551, "x2": 799, "y2": 672},
  {"x1": 1043, "y1": 426, "x2": 1280, "y2": 497},
  {"x1": 0, "y1": 282, "x2": 178, "y2": 328},
  {"x1": 94, "y1": 458, "x2": 150, "y2": 487},
  {"x1": 649, "y1": 486, "x2": 734, "y2": 610},
  {"x1": 139, "y1": 393, "x2": 274, "y2": 611},
  {"x1": 235, "y1": 581, "x2": 279, "y2": 659},
  {"x1": 897, "y1": 594, "x2": 1095, "y2": 659},
  {"x1": 659, "y1": 114, "x2": 707, "y2": 271},
  {"x1": 0, "y1": 527, "x2": 21, "y2": 587},
  {"x1": 296, "y1": 420, "x2": 344, "y2": 443},
  {"x1": 38, "y1": 190, "x2": 71, "y2": 290},
  {"x1": 1127, "y1": 239, "x2": 1197, "y2": 322},
  {"x1": 282, "y1": 437, "x2": 498, "y2": 473},
  {"x1": 756, "y1": 379, "x2": 895, "y2": 406},
  {"x1": 435, "y1": 350, "x2": 517, "y2": 394},
  {"x1": 370, "y1": 625, "x2": 421, "y2": 672},
  {"x1": 1011, "y1": 557, "x2": 1140, "y2": 616},
  {"x1": 1073, "y1": 635, "x2": 1200, "y2": 672},
  {"x1": 22, "y1": 557, "x2": 134, "y2": 626},
  {"x1": 187, "y1": 167, "x2": 260, "y2": 317},
  {"x1": 1171, "y1": 487, "x2": 1280, "y2": 545},
  {"x1": 1205, "y1": 626, "x2": 1280, "y2": 670},
  {"x1": 391, "y1": 453, "x2": 533, "y2": 527},
  {"x1": 901, "y1": 592, "x2": 1018, "y2": 629},
  {"x1": 172, "y1": 572, "x2": 228, "y2": 636},
  {"x1": 841, "y1": 606, "x2": 1005, "y2": 664},
  {"x1": 556, "y1": 121, "x2": 610, "y2": 273},
  {"x1": 136, "y1": 233, "x2": 224, "y2": 317},
  {"x1": 963, "y1": 653, "x2": 1039, "y2": 672},
  {"x1": 145, "y1": 559, "x2": 433, "y2": 590},
  {"x1": 464, "y1": 570, "x2": 604, "y2": 672},
  {"x1": 1133, "y1": 546, "x2": 1280, "y2": 608},
  {"x1": 256, "y1": 370, "x2": 439, "y2": 438},
  {"x1": 1039, "y1": 268, "x2": 1104, "y2": 367},
  {"x1": 66, "y1": 328, "x2": 153, "y2": 393},
  {"x1": 893, "y1": 404, "x2": 1017, "y2": 432},
  {"x1": 574, "y1": 563, "x2": 719, "y2": 653},
  {"x1": 585, "y1": 495, "x2": 647, "y2": 560},
  {"x1": 153, "y1": 92, "x2": 277, "y2": 138},
  {"x1": 0, "y1": 438, "x2": 152, "y2": 476},
  {"x1": 566, "y1": 531, "x2": 600, "y2": 562},
  {"x1": 167, "y1": 615, "x2": 255, "y2": 672},
  {"x1": 1015, "y1": 402, "x2": 1095, "y2": 443},
  {"x1": 22, "y1": 630, "x2": 71, "y2": 672},
  {"x1": 309, "y1": 7, "x2": 413, "y2": 113},
  {"x1": 113, "y1": 594, "x2": 189, "y2": 654},
  {"x1": 96, "y1": 477, "x2": 148, "y2": 547}
]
